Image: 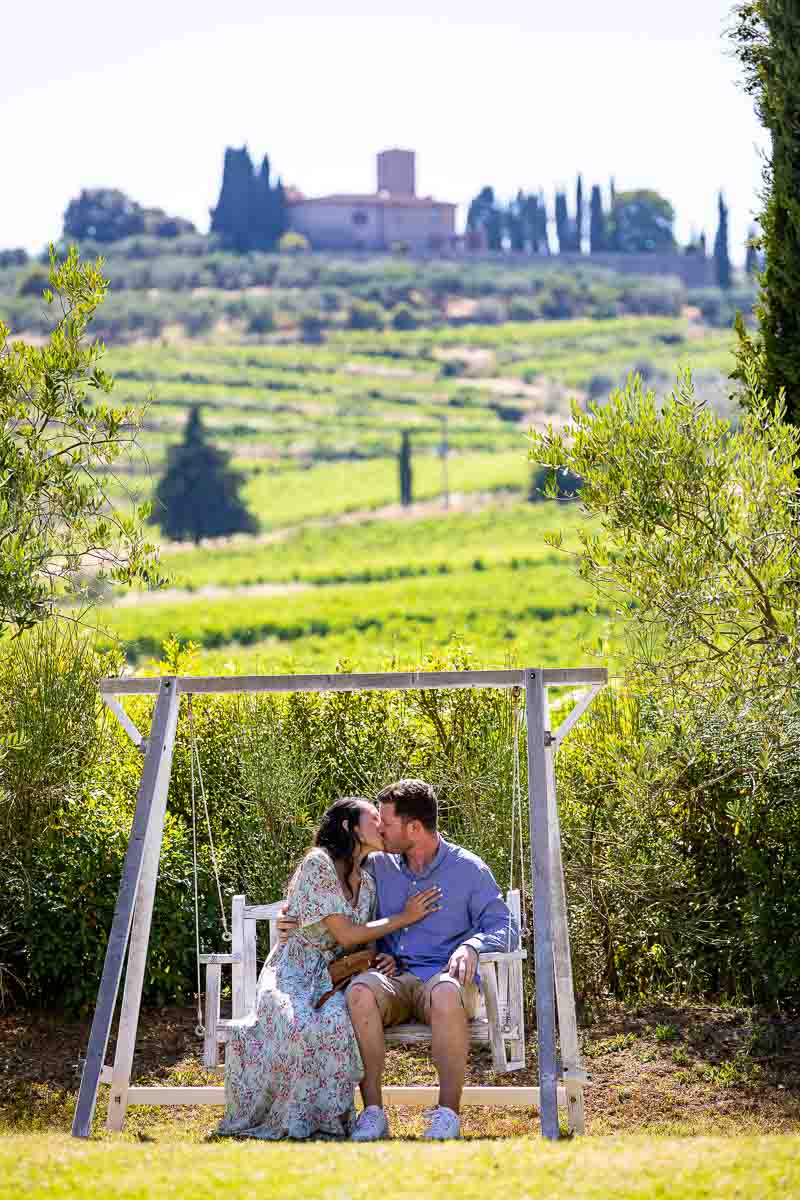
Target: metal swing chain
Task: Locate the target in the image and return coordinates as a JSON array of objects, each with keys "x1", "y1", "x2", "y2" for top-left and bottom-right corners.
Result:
[
  {"x1": 189, "y1": 704, "x2": 204, "y2": 1037},
  {"x1": 188, "y1": 696, "x2": 231, "y2": 1039}
]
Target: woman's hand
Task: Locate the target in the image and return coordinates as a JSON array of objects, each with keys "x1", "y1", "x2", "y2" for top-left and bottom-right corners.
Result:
[
  {"x1": 374, "y1": 953, "x2": 397, "y2": 977},
  {"x1": 401, "y1": 886, "x2": 441, "y2": 926}
]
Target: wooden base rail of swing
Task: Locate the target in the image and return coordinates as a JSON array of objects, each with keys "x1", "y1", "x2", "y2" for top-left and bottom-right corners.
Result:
[{"x1": 101, "y1": 1085, "x2": 576, "y2": 1110}]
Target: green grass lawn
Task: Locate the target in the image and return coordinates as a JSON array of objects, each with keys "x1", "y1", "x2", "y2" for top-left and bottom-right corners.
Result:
[{"x1": 1, "y1": 1134, "x2": 796, "y2": 1200}]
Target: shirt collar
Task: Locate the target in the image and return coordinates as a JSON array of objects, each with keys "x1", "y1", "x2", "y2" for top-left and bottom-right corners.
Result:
[{"x1": 398, "y1": 836, "x2": 450, "y2": 880}]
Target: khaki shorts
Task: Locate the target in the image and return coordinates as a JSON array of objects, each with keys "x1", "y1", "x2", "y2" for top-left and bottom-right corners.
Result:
[{"x1": 348, "y1": 969, "x2": 480, "y2": 1027}]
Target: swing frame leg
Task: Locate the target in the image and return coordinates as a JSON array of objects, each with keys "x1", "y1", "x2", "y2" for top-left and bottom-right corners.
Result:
[
  {"x1": 545, "y1": 695, "x2": 586, "y2": 1136},
  {"x1": 72, "y1": 679, "x2": 180, "y2": 1138},
  {"x1": 525, "y1": 669, "x2": 560, "y2": 1140}
]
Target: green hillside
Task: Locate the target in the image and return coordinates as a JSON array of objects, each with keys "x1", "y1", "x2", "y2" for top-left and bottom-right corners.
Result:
[{"x1": 1, "y1": 248, "x2": 741, "y2": 672}]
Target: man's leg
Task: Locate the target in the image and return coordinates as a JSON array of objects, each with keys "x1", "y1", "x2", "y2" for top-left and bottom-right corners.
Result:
[
  {"x1": 428, "y1": 979, "x2": 470, "y2": 1114},
  {"x1": 347, "y1": 983, "x2": 386, "y2": 1109}
]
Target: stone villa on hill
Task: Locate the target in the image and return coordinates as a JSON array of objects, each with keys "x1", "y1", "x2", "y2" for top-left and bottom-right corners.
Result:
[
  {"x1": 287, "y1": 149, "x2": 457, "y2": 252},
  {"x1": 285, "y1": 147, "x2": 713, "y2": 285}
]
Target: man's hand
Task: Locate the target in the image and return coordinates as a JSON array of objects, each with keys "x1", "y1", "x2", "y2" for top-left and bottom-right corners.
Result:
[
  {"x1": 277, "y1": 904, "x2": 299, "y2": 946},
  {"x1": 447, "y1": 943, "x2": 478, "y2": 986},
  {"x1": 374, "y1": 953, "x2": 397, "y2": 977}
]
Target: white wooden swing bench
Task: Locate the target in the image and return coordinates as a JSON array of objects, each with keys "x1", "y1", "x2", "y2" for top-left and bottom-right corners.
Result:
[
  {"x1": 199, "y1": 889, "x2": 528, "y2": 1091},
  {"x1": 73, "y1": 667, "x2": 604, "y2": 1141}
]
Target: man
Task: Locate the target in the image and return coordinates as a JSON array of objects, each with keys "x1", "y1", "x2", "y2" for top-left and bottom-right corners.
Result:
[{"x1": 280, "y1": 778, "x2": 517, "y2": 1142}]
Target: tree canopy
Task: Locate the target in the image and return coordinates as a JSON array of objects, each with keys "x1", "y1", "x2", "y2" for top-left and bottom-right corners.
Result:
[
  {"x1": 0, "y1": 248, "x2": 162, "y2": 633},
  {"x1": 210, "y1": 147, "x2": 288, "y2": 252},
  {"x1": 528, "y1": 366, "x2": 800, "y2": 701},
  {"x1": 152, "y1": 405, "x2": 257, "y2": 542},
  {"x1": 63, "y1": 189, "x2": 195, "y2": 243},
  {"x1": 607, "y1": 190, "x2": 676, "y2": 253}
]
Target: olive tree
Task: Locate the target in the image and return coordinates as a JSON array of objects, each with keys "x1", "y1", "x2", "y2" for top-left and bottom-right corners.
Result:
[
  {"x1": 0, "y1": 247, "x2": 163, "y2": 634},
  {"x1": 529, "y1": 366, "x2": 800, "y2": 702}
]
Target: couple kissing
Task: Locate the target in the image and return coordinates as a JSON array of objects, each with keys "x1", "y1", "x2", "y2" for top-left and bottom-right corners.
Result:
[{"x1": 217, "y1": 778, "x2": 518, "y2": 1142}]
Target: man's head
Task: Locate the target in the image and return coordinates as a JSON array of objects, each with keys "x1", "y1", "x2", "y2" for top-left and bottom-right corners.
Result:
[{"x1": 376, "y1": 778, "x2": 438, "y2": 854}]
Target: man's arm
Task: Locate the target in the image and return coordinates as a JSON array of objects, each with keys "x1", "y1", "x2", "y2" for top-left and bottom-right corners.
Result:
[
  {"x1": 448, "y1": 862, "x2": 519, "y2": 984},
  {"x1": 464, "y1": 865, "x2": 519, "y2": 958}
]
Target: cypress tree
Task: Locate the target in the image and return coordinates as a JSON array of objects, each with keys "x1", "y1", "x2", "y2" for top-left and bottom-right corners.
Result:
[
  {"x1": 535, "y1": 191, "x2": 550, "y2": 254},
  {"x1": 589, "y1": 184, "x2": 606, "y2": 253},
  {"x1": 211, "y1": 146, "x2": 286, "y2": 252},
  {"x1": 555, "y1": 191, "x2": 569, "y2": 254},
  {"x1": 713, "y1": 192, "x2": 732, "y2": 289},
  {"x1": 608, "y1": 178, "x2": 618, "y2": 249},
  {"x1": 575, "y1": 175, "x2": 584, "y2": 253},
  {"x1": 523, "y1": 193, "x2": 539, "y2": 253},
  {"x1": 153, "y1": 406, "x2": 258, "y2": 543},
  {"x1": 252, "y1": 155, "x2": 273, "y2": 250},
  {"x1": 399, "y1": 431, "x2": 413, "y2": 507},
  {"x1": 210, "y1": 146, "x2": 255, "y2": 252},
  {"x1": 506, "y1": 191, "x2": 526, "y2": 251},
  {"x1": 732, "y1": 2, "x2": 800, "y2": 419}
]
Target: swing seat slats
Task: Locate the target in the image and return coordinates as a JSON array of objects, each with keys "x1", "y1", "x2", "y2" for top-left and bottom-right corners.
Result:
[{"x1": 201, "y1": 890, "x2": 527, "y2": 1076}]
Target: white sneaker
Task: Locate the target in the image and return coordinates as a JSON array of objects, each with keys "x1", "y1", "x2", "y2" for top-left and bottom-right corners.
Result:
[
  {"x1": 422, "y1": 1105, "x2": 461, "y2": 1140},
  {"x1": 351, "y1": 1105, "x2": 390, "y2": 1142}
]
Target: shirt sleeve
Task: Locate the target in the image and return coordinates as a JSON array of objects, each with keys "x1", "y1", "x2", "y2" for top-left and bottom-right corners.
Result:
[
  {"x1": 463, "y1": 862, "x2": 519, "y2": 957},
  {"x1": 292, "y1": 849, "x2": 352, "y2": 928}
]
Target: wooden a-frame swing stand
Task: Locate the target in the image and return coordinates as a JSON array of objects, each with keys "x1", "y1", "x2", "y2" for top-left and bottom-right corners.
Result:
[{"x1": 72, "y1": 666, "x2": 606, "y2": 1141}]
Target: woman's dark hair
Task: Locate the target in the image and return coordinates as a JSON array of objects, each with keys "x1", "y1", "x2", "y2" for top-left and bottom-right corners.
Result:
[{"x1": 313, "y1": 796, "x2": 370, "y2": 898}]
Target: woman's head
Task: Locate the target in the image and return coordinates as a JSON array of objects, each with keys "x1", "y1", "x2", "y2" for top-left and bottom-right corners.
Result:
[{"x1": 314, "y1": 797, "x2": 384, "y2": 870}]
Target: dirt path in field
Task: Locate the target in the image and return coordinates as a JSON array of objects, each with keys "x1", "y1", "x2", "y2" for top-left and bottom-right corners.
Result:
[
  {"x1": 156, "y1": 487, "x2": 523, "y2": 557},
  {"x1": 111, "y1": 580, "x2": 310, "y2": 608}
]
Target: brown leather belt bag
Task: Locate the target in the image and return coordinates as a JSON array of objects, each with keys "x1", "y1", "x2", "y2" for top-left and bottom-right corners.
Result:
[{"x1": 314, "y1": 949, "x2": 376, "y2": 1010}]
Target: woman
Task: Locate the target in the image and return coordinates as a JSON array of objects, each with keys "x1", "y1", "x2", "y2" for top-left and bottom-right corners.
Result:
[{"x1": 217, "y1": 796, "x2": 440, "y2": 1140}]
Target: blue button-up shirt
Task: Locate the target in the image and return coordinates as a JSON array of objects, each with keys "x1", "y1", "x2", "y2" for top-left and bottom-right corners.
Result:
[{"x1": 367, "y1": 838, "x2": 518, "y2": 982}]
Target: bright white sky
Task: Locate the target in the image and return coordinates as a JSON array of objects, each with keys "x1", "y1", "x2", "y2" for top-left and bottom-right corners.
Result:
[{"x1": 2, "y1": 1, "x2": 767, "y2": 262}]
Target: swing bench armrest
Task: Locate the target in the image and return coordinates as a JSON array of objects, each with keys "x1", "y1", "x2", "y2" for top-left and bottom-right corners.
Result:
[
  {"x1": 199, "y1": 952, "x2": 242, "y2": 966},
  {"x1": 478, "y1": 950, "x2": 527, "y2": 963}
]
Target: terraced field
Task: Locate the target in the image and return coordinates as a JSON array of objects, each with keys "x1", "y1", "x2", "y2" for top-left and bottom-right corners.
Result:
[
  {"x1": 96, "y1": 502, "x2": 606, "y2": 672},
  {"x1": 2, "y1": 249, "x2": 737, "y2": 672},
  {"x1": 104, "y1": 314, "x2": 735, "y2": 531}
]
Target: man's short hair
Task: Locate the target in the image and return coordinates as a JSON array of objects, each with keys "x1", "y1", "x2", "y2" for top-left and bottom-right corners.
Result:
[{"x1": 377, "y1": 778, "x2": 438, "y2": 832}]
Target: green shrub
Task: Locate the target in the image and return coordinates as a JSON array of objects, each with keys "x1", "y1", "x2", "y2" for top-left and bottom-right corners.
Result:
[
  {"x1": 247, "y1": 303, "x2": 276, "y2": 334},
  {"x1": 391, "y1": 303, "x2": 418, "y2": 330},
  {"x1": 278, "y1": 231, "x2": 310, "y2": 254},
  {"x1": 300, "y1": 311, "x2": 325, "y2": 342},
  {"x1": 348, "y1": 299, "x2": 386, "y2": 330},
  {"x1": 508, "y1": 296, "x2": 539, "y2": 322},
  {"x1": 17, "y1": 784, "x2": 225, "y2": 1010}
]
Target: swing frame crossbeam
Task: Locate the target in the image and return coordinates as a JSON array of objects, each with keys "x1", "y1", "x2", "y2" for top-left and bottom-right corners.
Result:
[{"x1": 73, "y1": 665, "x2": 606, "y2": 1142}]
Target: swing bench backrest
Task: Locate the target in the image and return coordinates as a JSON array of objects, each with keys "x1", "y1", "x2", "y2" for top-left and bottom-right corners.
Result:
[{"x1": 200, "y1": 889, "x2": 526, "y2": 1074}]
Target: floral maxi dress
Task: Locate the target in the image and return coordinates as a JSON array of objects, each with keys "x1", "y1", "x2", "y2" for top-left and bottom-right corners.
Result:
[{"x1": 217, "y1": 848, "x2": 375, "y2": 1140}]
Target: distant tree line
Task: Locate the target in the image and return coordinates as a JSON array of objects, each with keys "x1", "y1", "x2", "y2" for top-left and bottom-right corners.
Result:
[
  {"x1": 466, "y1": 178, "x2": 740, "y2": 288},
  {"x1": 8, "y1": 147, "x2": 757, "y2": 287}
]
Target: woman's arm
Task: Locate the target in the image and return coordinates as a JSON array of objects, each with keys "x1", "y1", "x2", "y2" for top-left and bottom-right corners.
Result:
[{"x1": 321, "y1": 886, "x2": 441, "y2": 950}]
